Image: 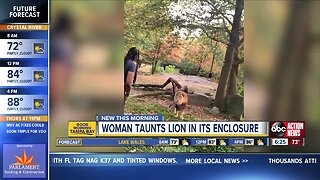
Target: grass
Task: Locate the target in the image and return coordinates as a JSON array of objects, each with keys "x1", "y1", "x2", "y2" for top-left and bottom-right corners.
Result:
[
  {"x1": 125, "y1": 97, "x2": 197, "y2": 121},
  {"x1": 124, "y1": 97, "x2": 243, "y2": 153},
  {"x1": 156, "y1": 65, "x2": 177, "y2": 74},
  {"x1": 125, "y1": 146, "x2": 242, "y2": 153}
]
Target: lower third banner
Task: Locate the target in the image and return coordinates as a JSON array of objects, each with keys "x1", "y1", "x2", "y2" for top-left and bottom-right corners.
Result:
[{"x1": 50, "y1": 153, "x2": 319, "y2": 180}]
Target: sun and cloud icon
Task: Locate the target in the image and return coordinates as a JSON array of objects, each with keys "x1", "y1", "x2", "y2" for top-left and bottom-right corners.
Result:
[
  {"x1": 33, "y1": 71, "x2": 45, "y2": 82},
  {"x1": 257, "y1": 139, "x2": 264, "y2": 146},
  {"x1": 13, "y1": 150, "x2": 36, "y2": 166},
  {"x1": 182, "y1": 139, "x2": 189, "y2": 146},
  {"x1": 219, "y1": 139, "x2": 227, "y2": 146},
  {"x1": 33, "y1": 43, "x2": 45, "y2": 54},
  {"x1": 33, "y1": 99, "x2": 45, "y2": 110}
]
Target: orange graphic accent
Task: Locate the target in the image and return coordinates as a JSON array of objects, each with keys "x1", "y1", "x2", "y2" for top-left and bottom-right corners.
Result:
[{"x1": 13, "y1": 150, "x2": 36, "y2": 165}]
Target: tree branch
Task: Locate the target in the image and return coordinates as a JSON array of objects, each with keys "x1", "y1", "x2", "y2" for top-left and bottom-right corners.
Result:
[{"x1": 203, "y1": 0, "x2": 234, "y2": 26}]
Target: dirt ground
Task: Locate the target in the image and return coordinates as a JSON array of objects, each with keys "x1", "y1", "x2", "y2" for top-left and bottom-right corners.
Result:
[
  {"x1": 136, "y1": 64, "x2": 218, "y2": 95},
  {"x1": 125, "y1": 95, "x2": 227, "y2": 121},
  {"x1": 126, "y1": 64, "x2": 226, "y2": 121}
]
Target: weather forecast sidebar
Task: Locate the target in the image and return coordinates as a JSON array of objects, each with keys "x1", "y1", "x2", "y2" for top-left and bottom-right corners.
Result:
[{"x1": 0, "y1": 0, "x2": 49, "y2": 179}]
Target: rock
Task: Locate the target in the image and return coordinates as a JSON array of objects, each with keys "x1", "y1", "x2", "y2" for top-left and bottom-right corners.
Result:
[
  {"x1": 225, "y1": 95, "x2": 244, "y2": 120},
  {"x1": 209, "y1": 106, "x2": 219, "y2": 115},
  {"x1": 205, "y1": 92, "x2": 213, "y2": 96},
  {"x1": 188, "y1": 93, "x2": 214, "y2": 107}
]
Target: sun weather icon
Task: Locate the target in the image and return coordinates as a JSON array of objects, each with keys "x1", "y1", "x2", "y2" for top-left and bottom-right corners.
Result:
[
  {"x1": 33, "y1": 99, "x2": 45, "y2": 110},
  {"x1": 219, "y1": 139, "x2": 226, "y2": 146},
  {"x1": 33, "y1": 71, "x2": 45, "y2": 82},
  {"x1": 257, "y1": 139, "x2": 264, "y2": 146},
  {"x1": 182, "y1": 139, "x2": 189, "y2": 146},
  {"x1": 33, "y1": 43, "x2": 45, "y2": 54}
]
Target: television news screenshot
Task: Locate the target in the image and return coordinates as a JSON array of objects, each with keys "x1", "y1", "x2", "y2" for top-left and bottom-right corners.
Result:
[{"x1": 0, "y1": 0, "x2": 319, "y2": 179}]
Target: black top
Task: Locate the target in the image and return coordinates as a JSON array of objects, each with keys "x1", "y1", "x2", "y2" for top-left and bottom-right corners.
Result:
[{"x1": 124, "y1": 60, "x2": 136, "y2": 82}]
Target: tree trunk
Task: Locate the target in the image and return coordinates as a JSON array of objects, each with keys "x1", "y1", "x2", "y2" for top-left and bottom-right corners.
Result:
[
  {"x1": 214, "y1": 0, "x2": 243, "y2": 111},
  {"x1": 151, "y1": 60, "x2": 158, "y2": 74},
  {"x1": 133, "y1": 50, "x2": 140, "y2": 85},
  {"x1": 151, "y1": 43, "x2": 161, "y2": 74},
  {"x1": 227, "y1": 50, "x2": 243, "y2": 96},
  {"x1": 209, "y1": 42, "x2": 217, "y2": 79},
  {"x1": 227, "y1": 66, "x2": 238, "y2": 95},
  {"x1": 208, "y1": 54, "x2": 215, "y2": 78},
  {"x1": 197, "y1": 64, "x2": 202, "y2": 75}
]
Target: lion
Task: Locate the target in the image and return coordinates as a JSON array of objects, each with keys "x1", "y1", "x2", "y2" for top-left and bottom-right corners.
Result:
[{"x1": 169, "y1": 90, "x2": 188, "y2": 120}]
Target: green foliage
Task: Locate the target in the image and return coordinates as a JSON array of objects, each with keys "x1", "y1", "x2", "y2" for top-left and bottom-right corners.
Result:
[
  {"x1": 178, "y1": 61, "x2": 210, "y2": 78},
  {"x1": 198, "y1": 69, "x2": 210, "y2": 78},
  {"x1": 179, "y1": 61, "x2": 199, "y2": 75},
  {"x1": 169, "y1": 0, "x2": 236, "y2": 44},
  {"x1": 125, "y1": 145, "x2": 242, "y2": 153},
  {"x1": 237, "y1": 64, "x2": 244, "y2": 96},
  {"x1": 125, "y1": 0, "x2": 173, "y2": 51},
  {"x1": 237, "y1": 82, "x2": 244, "y2": 96},
  {"x1": 164, "y1": 65, "x2": 176, "y2": 73},
  {"x1": 155, "y1": 66, "x2": 165, "y2": 73},
  {"x1": 155, "y1": 63, "x2": 177, "y2": 74},
  {"x1": 124, "y1": 0, "x2": 240, "y2": 79}
]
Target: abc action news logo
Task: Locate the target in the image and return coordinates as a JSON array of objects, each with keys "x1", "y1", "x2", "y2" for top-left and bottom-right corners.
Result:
[{"x1": 270, "y1": 121, "x2": 305, "y2": 138}]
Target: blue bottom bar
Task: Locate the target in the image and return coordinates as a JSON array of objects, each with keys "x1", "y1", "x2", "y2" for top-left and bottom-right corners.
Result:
[{"x1": 50, "y1": 153, "x2": 319, "y2": 180}]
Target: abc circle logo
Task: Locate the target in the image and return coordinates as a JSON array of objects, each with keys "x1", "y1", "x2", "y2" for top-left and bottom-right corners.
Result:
[{"x1": 271, "y1": 122, "x2": 286, "y2": 137}]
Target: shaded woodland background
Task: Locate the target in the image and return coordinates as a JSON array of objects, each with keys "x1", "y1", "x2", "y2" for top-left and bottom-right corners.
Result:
[
  {"x1": 125, "y1": 0, "x2": 245, "y2": 122},
  {"x1": 245, "y1": 0, "x2": 319, "y2": 153}
]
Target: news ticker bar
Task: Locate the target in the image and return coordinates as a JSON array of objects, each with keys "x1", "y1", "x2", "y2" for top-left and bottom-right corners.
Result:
[
  {"x1": 57, "y1": 137, "x2": 305, "y2": 147},
  {"x1": 50, "y1": 153, "x2": 320, "y2": 179},
  {"x1": 57, "y1": 137, "x2": 269, "y2": 146},
  {"x1": 50, "y1": 153, "x2": 319, "y2": 167},
  {"x1": 57, "y1": 137, "x2": 304, "y2": 147}
]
